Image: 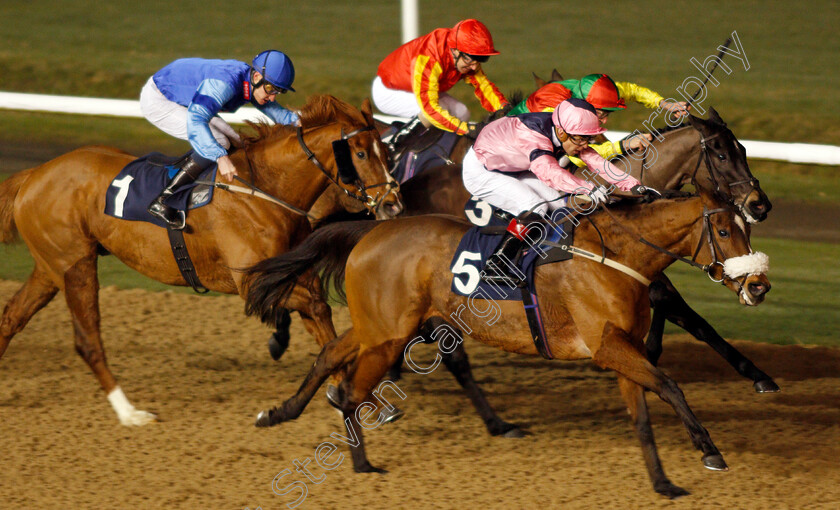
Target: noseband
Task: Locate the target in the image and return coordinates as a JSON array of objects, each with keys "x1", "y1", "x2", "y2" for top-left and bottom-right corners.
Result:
[{"x1": 296, "y1": 124, "x2": 399, "y2": 214}]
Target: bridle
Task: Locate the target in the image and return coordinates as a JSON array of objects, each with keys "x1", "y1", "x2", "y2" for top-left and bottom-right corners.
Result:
[
  {"x1": 689, "y1": 129, "x2": 761, "y2": 215},
  {"x1": 199, "y1": 122, "x2": 399, "y2": 221},
  {"x1": 296, "y1": 124, "x2": 400, "y2": 214},
  {"x1": 599, "y1": 204, "x2": 751, "y2": 291}
]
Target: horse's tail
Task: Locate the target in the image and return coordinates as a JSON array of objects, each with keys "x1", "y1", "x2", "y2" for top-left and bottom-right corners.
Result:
[
  {"x1": 243, "y1": 220, "x2": 381, "y2": 326},
  {"x1": 0, "y1": 169, "x2": 33, "y2": 244}
]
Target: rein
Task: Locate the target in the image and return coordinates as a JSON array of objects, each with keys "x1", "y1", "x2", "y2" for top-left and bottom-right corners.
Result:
[
  {"x1": 195, "y1": 121, "x2": 399, "y2": 221},
  {"x1": 597, "y1": 203, "x2": 748, "y2": 290},
  {"x1": 296, "y1": 125, "x2": 399, "y2": 214}
]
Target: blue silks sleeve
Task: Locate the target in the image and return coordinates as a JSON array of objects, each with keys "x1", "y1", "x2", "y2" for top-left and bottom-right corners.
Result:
[
  {"x1": 258, "y1": 101, "x2": 300, "y2": 125},
  {"x1": 186, "y1": 78, "x2": 237, "y2": 161}
]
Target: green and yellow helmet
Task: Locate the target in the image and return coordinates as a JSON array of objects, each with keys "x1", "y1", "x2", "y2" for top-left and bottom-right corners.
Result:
[{"x1": 573, "y1": 74, "x2": 626, "y2": 111}]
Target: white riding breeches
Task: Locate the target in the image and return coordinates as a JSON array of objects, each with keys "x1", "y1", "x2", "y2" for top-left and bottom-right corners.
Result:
[
  {"x1": 462, "y1": 147, "x2": 568, "y2": 217},
  {"x1": 139, "y1": 77, "x2": 241, "y2": 149},
  {"x1": 371, "y1": 76, "x2": 470, "y2": 122}
]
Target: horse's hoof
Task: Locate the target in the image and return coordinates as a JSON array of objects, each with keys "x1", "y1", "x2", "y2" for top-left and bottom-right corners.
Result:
[
  {"x1": 489, "y1": 420, "x2": 526, "y2": 438},
  {"x1": 355, "y1": 463, "x2": 388, "y2": 474},
  {"x1": 255, "y1": 409, "x2": 278, "y2": 428},
  {"x1": 501, "y1": 427, "x2": 526, "y2": 438},
  {"x1": 754, "y1": 379, "x2": 780, "y2": 393},
  {"x1": 118, "y1": 409, "x2": 158, "y2": 426},
  {"x1": 268, "y1": 332, "x2": 289, "y2": 361},
  {"x1": 380, "y1": 405, "x2": 405, "y2": 425},
  {"x1": 702, "y1": 453, "x2": 729, "y2": 471},
  {"x1": 654, "y1": 480, "x2": 690, "y2": 499}
]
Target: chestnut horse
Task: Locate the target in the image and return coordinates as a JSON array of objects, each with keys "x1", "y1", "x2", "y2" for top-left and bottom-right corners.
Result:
[
  {"x1": 244, "y1": 191, "x2": 770, "y2": 497},
  {"x1": 0, "y1": 95, "x2": 402, "y2": 426}
]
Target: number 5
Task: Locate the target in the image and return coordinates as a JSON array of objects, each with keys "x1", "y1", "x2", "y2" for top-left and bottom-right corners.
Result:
[{"x1": 451, "y1": 250, "x2": 482, "y2": 294}]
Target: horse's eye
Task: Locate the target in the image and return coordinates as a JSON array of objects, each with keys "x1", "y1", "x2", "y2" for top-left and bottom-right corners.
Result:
[
  {"x1": 718, "y1": 229, "x2": 730, "y2": 238},
  {"x1": 356, "y1": 151, "x2": 367, "y2": 159},
  {"x1": 718, "y1": 153, "x2": 727, "y2": 161}
]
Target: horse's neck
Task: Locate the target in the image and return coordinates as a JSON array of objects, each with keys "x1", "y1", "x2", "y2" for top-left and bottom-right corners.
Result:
[
  {"x1": 627, "y1": 127, "x2": 700, "y2": 191},
  {"x1": 584, "y1": 198, "x2": 702, "y2": 279},
  {"x1": 243, "y1": 128, "x2": 337, "y2": 212}
]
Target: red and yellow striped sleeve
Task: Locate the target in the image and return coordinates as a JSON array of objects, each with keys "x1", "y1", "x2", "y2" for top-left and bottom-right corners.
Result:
[
  {"x1": 464, "y1": 70, "x2": 507, "y2": 113},
  {"x1": 412, "y1": 54, "x2": 468, "y2": 134}
]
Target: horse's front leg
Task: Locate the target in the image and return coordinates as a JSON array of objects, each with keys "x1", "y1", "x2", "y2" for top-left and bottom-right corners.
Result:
[
  {"x1": 647, "y1": 276, "x2": 779, "y2": 393},
  {"x1": 593, "y1": 321, "x2": 727, "y2": 497}
]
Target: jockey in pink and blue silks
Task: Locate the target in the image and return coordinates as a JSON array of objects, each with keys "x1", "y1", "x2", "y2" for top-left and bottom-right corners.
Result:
[
  {"x1": 462, "y1": 98, "x2": 648, "y2": 283},
  {"x1": 139, "y1": 50, "x2": 299, "y2": 229}
]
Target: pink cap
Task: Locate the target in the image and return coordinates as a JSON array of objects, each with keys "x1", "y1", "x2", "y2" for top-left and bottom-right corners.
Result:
[{"x1": 551, "y1": 98, "x2": 607, "y2": 136}]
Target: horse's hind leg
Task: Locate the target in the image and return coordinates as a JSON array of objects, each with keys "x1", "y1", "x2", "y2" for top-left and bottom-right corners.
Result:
[
  {"x1": 337, "y1": 339, "x2": 408, "y2": 474},
  {"x1": 0, "y1": 268, "x2": 59, "y2": 358},
  {"x1": 647, "y1": 276, "x2": 779, "y2": 393},
  {"x1": 63, "y1": 256, "x2": 156, "y2": 426},
  {"x1": 616, "y1": 375, "x2": 689, "y2": 499},
  {"x1": 283, "y1": 281, "x2": 337, "y2": 348},
  {"x1": 255, "y1": 329, "x2": 359, "y2": 427},
  {"x1": 594, "y1": 322, "x2": 727, "y2": 478}
]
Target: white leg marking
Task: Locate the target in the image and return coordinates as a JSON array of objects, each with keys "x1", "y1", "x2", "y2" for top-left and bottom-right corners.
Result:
[{"x1": 107, "y1": 387, "x2": 157, "y2": 426}]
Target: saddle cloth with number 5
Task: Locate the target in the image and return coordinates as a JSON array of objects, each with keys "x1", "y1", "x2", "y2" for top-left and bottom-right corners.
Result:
[{"x1": 449, "y1": 213, "x2": 573, "y2": 301}]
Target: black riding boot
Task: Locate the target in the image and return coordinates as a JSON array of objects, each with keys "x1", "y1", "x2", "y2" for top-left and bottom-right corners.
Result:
[
  {"x1": 147, "y1": 154, "x2": 212, "y2": 229},
  {"x1": 481, "y1": 218, "x2": 530, "y2": 286},
  {"x1": 386, "y1": 115, "x2": 421, "y2": 149}
]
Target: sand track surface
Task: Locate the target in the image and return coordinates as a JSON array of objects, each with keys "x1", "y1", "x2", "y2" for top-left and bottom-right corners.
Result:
[{"x1": 0, "y1": 280, "x2": 838, "y2": 509}]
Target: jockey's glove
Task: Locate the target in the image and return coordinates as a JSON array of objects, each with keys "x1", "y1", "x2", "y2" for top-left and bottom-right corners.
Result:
[{"x1": 588, "y1": 185, "x2": 610, "y2": 206}]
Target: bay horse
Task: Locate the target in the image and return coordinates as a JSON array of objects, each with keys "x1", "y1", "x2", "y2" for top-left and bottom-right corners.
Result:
[
  {"x1": 272, "y1": 108, "x2": 780, "y2": 398},
  {"x1": 244, "y1": 191, "x2": 771, "y2": 498},
  {"x1": 0, "y1": 94, "x2": 402, "y2": 426}
]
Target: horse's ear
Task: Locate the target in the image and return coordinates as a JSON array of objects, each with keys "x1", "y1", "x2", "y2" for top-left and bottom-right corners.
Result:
[
  {"x1": 533, "y1": 72, "x2": 546, "y2": 88},
  {"x1": 686, "y1": 111, "x2": 704, "y2": 130},
  {"x1": 708, "y1": 107, "x2": 725, "y2": 126},
  {"x1": 551, "y1": 69, "x2": 564, "y2": 81},
  {"x1": 361, "y1": 98, "x2": 373, "y2": 117},
  {"x1": 360, "y1": 98, "x2": 375, "y2": 126}
]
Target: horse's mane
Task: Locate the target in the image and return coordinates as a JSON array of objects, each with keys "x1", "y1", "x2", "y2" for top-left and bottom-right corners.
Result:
[{"x1": 241, "y1": 94, "x2": 365, "y2": 146}]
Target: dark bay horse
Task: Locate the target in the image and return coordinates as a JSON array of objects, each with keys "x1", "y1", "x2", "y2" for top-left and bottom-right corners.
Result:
[
  {"x1": 244, "y1": 192, "x2": 771, "y2": 497},
  {"x1": 0, "y1": 95, "x2": 402, "y2": 426}
]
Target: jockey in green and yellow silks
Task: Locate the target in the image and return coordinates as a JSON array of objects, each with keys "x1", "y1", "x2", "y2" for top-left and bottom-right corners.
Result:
[{"x1": 508, "y1": 73, "x2": 690, "y2": 166}]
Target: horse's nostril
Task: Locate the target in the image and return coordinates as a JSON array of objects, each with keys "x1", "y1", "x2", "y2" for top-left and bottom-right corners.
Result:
[{"x1": 749, "y1": 282, "x2": 770, "y2": 296}]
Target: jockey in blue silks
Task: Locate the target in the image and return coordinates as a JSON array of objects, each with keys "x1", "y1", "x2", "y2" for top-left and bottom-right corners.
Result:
[{"x1": 139, "y1": 50, "x2": 298, "y2": 229}]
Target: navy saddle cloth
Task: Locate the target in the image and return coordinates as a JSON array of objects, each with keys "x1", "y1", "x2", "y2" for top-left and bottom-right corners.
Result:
[
  {"x1": 104, "y1": 152, "x2": 217, "y2": 228},
  {"x1": 450, "y1": 207, "x2": 575, "y2": 301}
]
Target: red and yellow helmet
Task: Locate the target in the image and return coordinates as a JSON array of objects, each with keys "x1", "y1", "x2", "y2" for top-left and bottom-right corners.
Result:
[{"x1": 448, "y1": 19, "x2": 499, "y2": 56}]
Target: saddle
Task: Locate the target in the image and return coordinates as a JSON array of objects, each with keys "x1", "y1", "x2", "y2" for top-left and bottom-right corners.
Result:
[{"x1": 386, "y1": 121, "x2": 461, "y2": 184}]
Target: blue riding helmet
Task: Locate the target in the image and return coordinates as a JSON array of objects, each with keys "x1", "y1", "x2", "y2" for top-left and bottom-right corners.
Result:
[{"x1": 252, "y1": 50, "x2": 296, "y2": 92}]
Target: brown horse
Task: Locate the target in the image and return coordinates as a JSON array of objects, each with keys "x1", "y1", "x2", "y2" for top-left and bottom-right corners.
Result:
[
  {"x1": 244, "y1": 191, "x2": 770, "y2": 498},
  {"x1": 277, "y1": 109, "x2": 779, "y2": 394},
  {"x1": 0, "y1": 94, "x2": 402, "y2": 426}
]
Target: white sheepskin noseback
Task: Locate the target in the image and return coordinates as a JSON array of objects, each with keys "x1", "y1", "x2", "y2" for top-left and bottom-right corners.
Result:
[{"x1": 723, "y1": 252, "x2": 770, "y2": 278}]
